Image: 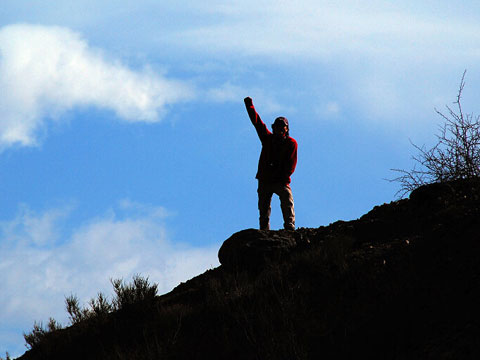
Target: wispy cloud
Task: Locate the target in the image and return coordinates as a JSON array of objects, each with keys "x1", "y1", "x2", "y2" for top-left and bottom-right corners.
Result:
[
  {"x1": 171, "y1": 1, "x2": 480, "y2": 63},
  {"x1": 166, "y1": 1, "x2": 480, "y2": 129},
  {"x1": 0, "y1": 24, "x2": 194, "y2": 149},
  {"x1": 206, "y1": 82, "x2": 287, "y2": 114},
  {"x1": 0, "y1": 201, "x2": 218, "y2": 356}
]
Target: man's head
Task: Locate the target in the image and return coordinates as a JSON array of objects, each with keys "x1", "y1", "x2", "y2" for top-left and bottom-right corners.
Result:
[{"x1": 272, "y1": 117, "x2": 289, "y2": 138}]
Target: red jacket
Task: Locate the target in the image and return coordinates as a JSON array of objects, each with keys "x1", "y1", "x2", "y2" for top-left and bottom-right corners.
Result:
[{"x1": 245, "y1": 99, "x2": 297, "y2": 184}]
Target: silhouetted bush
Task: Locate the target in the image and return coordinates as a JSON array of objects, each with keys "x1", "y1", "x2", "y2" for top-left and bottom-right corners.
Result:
[
  {"x1": 23, "y1": 318, "x2": 62, "y2": 349},
  {"x1": 23, "y1": 274, "x2": 157, "y2": 351},
  {"x1": 111, "y1": 274, "x2": 158, "y2": 310},
  {"x1": 392, "y1": 71, "x2": 480, "y2": 197}
]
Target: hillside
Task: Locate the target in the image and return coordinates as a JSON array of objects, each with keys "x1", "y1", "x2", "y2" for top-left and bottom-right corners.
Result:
[{"x1": 18, "y1": 178, "x2": 480, "y2": 359}]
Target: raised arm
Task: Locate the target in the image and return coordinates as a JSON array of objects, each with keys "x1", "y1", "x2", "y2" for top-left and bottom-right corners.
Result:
[{"x1": 244, "y1": 97, "x2": 271, "y2": 141}]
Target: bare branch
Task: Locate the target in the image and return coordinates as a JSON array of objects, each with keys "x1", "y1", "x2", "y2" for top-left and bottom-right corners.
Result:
[{"x1": 390, "y1": 70, "x2": 480, "y2": 197}]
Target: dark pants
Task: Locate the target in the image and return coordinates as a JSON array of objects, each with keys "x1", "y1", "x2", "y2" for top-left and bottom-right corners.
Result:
[{"x1": 257, "y1": 181, "x2": 295, "y2": 230}]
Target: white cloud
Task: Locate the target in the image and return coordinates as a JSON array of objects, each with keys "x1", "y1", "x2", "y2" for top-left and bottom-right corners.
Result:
[
  {"x1": 2, "y1": 3, "x2": 479, "y2": 134},
  {"x1": 0, "y1": 205, "x2": 70, "y2": 248},
  {"x1": 171, "y1": 1, "x2": 480, "y2": 63},
  {"x1": 163, "y1": 1, "x2": 480, "y2": 130},
  {"x1": 206, "y1": 83, "x2": 245, "y2": 103},
  {"x1": 6, "y1": 1, "x2": 480, "y2": 65},
  {"x1": 206, "y1": 82, "x2": 287, "y2": 114},
  {"x1": 0, "y1": 24, "x2": 194, "y2": 149},
  {"x1": 0, "y1": 202, "x2": 219, "y2": 356}
]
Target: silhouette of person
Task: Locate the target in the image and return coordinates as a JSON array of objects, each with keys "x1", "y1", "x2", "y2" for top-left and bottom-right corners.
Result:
[{"x1": 244, "y1": 97, "x2": 297, "y2": 230}]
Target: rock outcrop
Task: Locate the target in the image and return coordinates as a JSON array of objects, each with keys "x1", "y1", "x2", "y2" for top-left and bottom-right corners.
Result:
[{"x1": 218, "y1": 229, "x2": 298, "y2": 270}]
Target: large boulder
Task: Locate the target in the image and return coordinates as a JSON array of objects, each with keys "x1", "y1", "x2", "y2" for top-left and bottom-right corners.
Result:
[{"x1": 218, "y1": 229, "x2": 297, "y2": 271}]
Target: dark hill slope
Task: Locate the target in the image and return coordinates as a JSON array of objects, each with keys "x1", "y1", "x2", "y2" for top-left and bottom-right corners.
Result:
[{"x1": 19, "y1": 179, "x2": 480, "y2": 359}]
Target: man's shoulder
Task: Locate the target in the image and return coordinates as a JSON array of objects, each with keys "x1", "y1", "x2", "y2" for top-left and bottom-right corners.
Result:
[{"x1": 287, "y1": 136, "x2": 297, "y2": 146}]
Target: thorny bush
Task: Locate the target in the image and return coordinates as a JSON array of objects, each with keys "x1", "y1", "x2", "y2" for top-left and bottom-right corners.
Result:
[
  {"x1": 23, "y1": 274, "x2": 158, "y2": 350},
  {"x1": 391, "y1": 71, "x2": 480, "y2": 197}
]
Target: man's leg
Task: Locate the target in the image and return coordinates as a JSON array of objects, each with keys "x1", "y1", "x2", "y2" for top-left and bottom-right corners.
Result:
[
  {"x1": 257, "y1": 181, "x2": 273, "y2": 230},
  {"x1": 276, "y1": 184, "x2": 295, "y2": 230}
]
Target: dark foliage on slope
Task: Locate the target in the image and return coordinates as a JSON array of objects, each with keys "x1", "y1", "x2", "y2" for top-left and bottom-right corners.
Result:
[{"x1": 18, "y1": 178, "x2": 480, "y2": 359}]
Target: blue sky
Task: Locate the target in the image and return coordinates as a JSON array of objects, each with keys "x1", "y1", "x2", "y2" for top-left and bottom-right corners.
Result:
[{"x1": 2, "y1": 1, "x2": 480, "y2": 356}]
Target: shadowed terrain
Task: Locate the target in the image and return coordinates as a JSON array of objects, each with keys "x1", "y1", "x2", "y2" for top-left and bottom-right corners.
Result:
[{"x1": 18, "y1": 178, "x2": 480, "y2": 359}]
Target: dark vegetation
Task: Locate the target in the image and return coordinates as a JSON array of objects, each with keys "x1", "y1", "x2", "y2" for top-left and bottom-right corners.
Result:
[
  {"x1": 16, "y1": 177, "x2": 480, "y2": 359},
  {"x1": 22, "y1": 275, "x2": 158, "y2": 351}
]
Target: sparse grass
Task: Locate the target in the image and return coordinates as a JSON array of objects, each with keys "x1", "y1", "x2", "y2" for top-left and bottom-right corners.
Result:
[{"x1": 23, "y1": 274, "x2": 158, "y2": 352}]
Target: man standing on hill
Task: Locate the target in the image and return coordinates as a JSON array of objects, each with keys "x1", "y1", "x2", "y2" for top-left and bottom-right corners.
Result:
[{"x1": 244, "y1": 97, "x2": 297, "y2": 231}]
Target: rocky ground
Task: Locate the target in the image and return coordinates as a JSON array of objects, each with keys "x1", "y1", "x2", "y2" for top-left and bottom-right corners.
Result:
[{"x1": 19, "y1": 178, "x2": 480, "y2": 359}]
